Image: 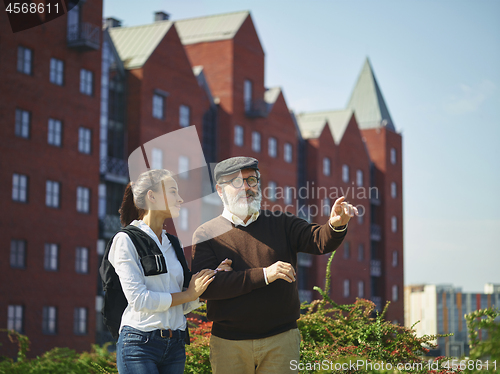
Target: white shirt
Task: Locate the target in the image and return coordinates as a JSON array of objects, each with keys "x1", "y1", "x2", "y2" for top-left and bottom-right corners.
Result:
[
  {"x1": 109, "y1": 220, "x2": 202, "y2": 333},
  {"x1": 221, "y1": 207, "x2": 260, "y2": 227}
]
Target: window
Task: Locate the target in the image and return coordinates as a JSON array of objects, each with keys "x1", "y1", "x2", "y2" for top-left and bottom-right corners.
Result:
[
  {"x1": 98, "y1": 184, "x2": 106, "y2": 219},
  {"x1": 392, "y1": 251, "x2": 398, "y2": 267},
  {"x1": 7, "y1": 305, "x2": 24, "y2": 333},
  {"x1": 42, "y1": 306, "x2": 57, "y2": 334},
  {"x1": 323, "y1": 158, "x2": 330, "y2": 176},
  {"x1": 342, "y1": 164, "x2": 349, "y2": 183},
  {"x1": 234, "y1": 125, "x2": 244, "y2": 146},
  {"x1": 391, "y1": 216, "x2": 397, "y2": 233},
  {"x1": 323, "y1": 198, "x2": 330, "y2": 216},
  {"x1": 178, "y1": 156, "x2": 189, "y2": 179},
  {"x1": 251, "y1": 132, "x2": 261, "y2": 152},
  {"x1": 44, "y1": 243, "x2": 58, "y2": 271},
  {"x1": 45, "y1": 180, "x2": 60, "y2": 208},
  {"x1": 284, "y1": 143, "x2": 292, "y2": 163},
  {"x1": 244, "y1": 80, "x2": 252, "y2": 112},
  {"x1": 343, "y1": 280, "x2": 350, "y2": 297},
  {"x1": 357, "y1": 214, "x2": 364, "y2": 225},
  {"x1": 74, "y1": 308, "x2": 87, "y2": 335},
  {"x1": 76, "y1": 247, "x2": 89, "y2": 274},
  {"x1": 391, "y1": 182, "x2": 397, "y2": 198},
  {"x1": 48, "y1": 119, "x2": 62, "y2": 147},
  {"x1": 267, "y1": 181, "x2": 277, "y2": 201},
  {"x1": 77, "y1": 186, "x2": 90, "y2": 213},
  {"x1": 392, "y1": 285, "x2": 399, "y2": 301},
  {"x1": 284, "y1": 186, "x2": 293, "y2": 205},
  {"x1": 358, "y1": 281, "x2": 364, "y2": 298},
  {"x1": 17, "y1": 46, "x2": 32, "y2": 75},
  {"x1": 179, "y1": 208, "x2": 188, "y2": 231},
  {"x1": 356, "y1": 170, "x2": 363, "y2": 187},
  {"x1": 390, "y1": 148, "x2": 397, "y2": 164},
  {"x1": 79, "y1": 69, "x2": 93, "y2": 95},
  {"x1": 49, "y1": 58, "x2": 64, "y2": 85},
  {"x1": 152, "y1": 148, "x2": 163, "y2": 169},
  {"x1": 358, "y1": 244, "x2": 364, "y2": 261},
  {"x1": 78, "y1": 127, "x2": 91, "y2": 154},
  {"x1": 268, "y1": 137, "x2": 277, "y2": 158},
  {"x1": 179, "y1": 105, "x2": 190, "y2": 127},
  {"x1": 15, "y1": 109, "x2": 31, "y2": 138},
  {"x1": 152, "y1": 94, "x2": 165, "y2": 119},
  {"x1": 12, "y1": 174, "x2": 28, "y2": 202},
  {"x1": 10, "y1": 240, "x2": 26, "y2": 269},
  {"x1": 343, "y1": 242, "x2": 350, "y2": 259}
]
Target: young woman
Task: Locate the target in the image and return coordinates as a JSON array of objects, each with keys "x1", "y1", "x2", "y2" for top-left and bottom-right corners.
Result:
[{"x1": 110, "y1": 169, "x2": 230, "y2": 374}]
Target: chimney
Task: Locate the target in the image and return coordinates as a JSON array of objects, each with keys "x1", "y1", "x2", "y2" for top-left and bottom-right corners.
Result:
[
  {"x1": 154, "y1": 11, "x2": 170, "y2": 22},
  {"x1": 104, "y1": 17, "x2": 122, "y2": 28}
]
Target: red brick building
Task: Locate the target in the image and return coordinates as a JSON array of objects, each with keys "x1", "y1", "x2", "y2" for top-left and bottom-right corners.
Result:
[{"x1": 0, "y1": 1, "x2": 103, "y2": 356}]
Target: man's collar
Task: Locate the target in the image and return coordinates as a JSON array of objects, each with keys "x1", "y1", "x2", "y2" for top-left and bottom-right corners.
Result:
[{"x1": 221, "y1": 207, "x2": 260, "y2": 227}]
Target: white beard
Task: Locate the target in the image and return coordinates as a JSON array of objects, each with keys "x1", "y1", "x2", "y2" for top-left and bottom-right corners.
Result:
[{"x1": 223, "y1": 186, "x2": 262, "y2": 218}]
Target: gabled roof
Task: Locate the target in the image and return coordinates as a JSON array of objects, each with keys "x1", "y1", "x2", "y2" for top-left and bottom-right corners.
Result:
[
  {"x1": 264, "y1": 87, "x2": 281, "y2": 112},
  {"x1": 108, "y1": 21, "x2": 173, "y2": 69},
  {"x1": 295, "y1": 109, "x2": 353, "y2": 145},
  {"x1": 175, "y1": 11, "x2": 250, "y2": 45},
  {"x1": 346, "y1": 58, "x2": 396, "y2": 131}
]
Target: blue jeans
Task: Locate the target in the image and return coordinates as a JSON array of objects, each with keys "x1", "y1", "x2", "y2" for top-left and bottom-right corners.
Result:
[{"x1": 117, "y1": 326, "x2": 186, "y2": 374}]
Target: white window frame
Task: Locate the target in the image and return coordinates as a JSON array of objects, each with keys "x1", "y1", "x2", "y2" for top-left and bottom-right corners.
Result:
[
  {"x1": 45, "y1": 180, "x2": 60, "y2": 208},
  {"x1": 323, "y1": 157, "x2": 330, "y2": 176},
  {"x1": 357, "y1": 214, "x2": 364, "y2": 225},
  {"x1": 48, "y1": 118, "x2": 62, "y2": 147},
  {"x1": 152, "y1": 94, "x2": 165, "y2": 119},
  {"x1": 42, "y1": 306, "x2": 57, "y2": 334},
  {"x1": 323, "y1": 198, "x2": 330, "y2": 216},
  {"x1": 268, "y1": 137, "x2": 277, "y2": 158},
  {"x1": 358, "y1": 244, "x2": 364, "y2": 261},
  {"x1": 356, "y1": 170, "x2": 363, "y2": 187},
  {"x1": 44, "y1": 243, "x2": 58, "y2": 271},
  {"x1": 251, "y1": 131, "x2": 261, "y2": 152},
  {"x1": 284, "y1": 186, "x2": 293, "y2": 205},
  {"x1": 267, "y1": 181, "x2": 277, "y2": 202},
  {"x1": 234, "y1": 125, "x2": 244, "y2": 146},
  {"x1": 79, "y1": 69, "x2": 93, "y2": 95},
  {"x1": 77, "y1": 186, "x2": 90, "y2": 213},
  {"x1": 391, "y1": 182, "x2": 397, "y2": 198},
  {"x1": 244, "y1": 79, "x2": 252, "y2": 112},
  {"x1": 50, "y1": 58, "x2": 64, "y2": 85},
  {"x1": 151, "y1": 148, "x2": 163, "y2": 169},
  {"x1": 78, "y1": 127, "x2": 91, "y2": 154},
  {"x1": 10, "y1": 239, "x2": 26, "y2": 269},
  {"x1": 343, "y1": 279, "x2": 350, "y2": 297},
  {"x1": 75, "y1": 247, "x2": 89, "y2": 274},
  {"x1": 179, "y1": 105, "x2": 190, "y2": 127},
  {"x1": 17, "y1": 46, "x2": 32, "y2": 75},
  {"x1": 391, "y1": 216, "x2": 397, "y2": 233},
  {"x1": 284, "y1": 143, "x2": 292, "y2": 163},
  {"x1": 12, "y1": 173, "x2": 28, "y2": 202},
  {"x1": 392, "y1": 285, "x2": 399, "y2": 301},
  {"x1": 390, "y1": 148, "x2": 397, "y2": 165},
  {"x1": 7, "y1": 305, "x2": 24, "y2": 333},
  {"x1": 343, "y1": 242, "x2": 350, "y2": 259},
  {"x1": 178, "y1": 156, "x2": 189, "y2": 179},
  {"x1": 15, "y1": 108, "x2": 30, "y2": 139},
  {"x1": 74, "y1": 307, "x2": 87, "y2": 335},
  {"x1": 179, "y1": 208, "x2": 188, "y2": 231},
  {"x1": 392, "y1": 251, "x2": 398, "y2": 267},
  {"x1": 342, "y1": 164, "x2": 349, "y2": 183},
  {"x1": 358, "y1": 281, "x2": 364, "y2": 298}
]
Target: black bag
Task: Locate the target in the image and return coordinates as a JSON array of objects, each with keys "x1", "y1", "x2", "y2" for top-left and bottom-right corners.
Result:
[{"x1": 99, "y1": 225, "x2": 192, "y2": 342}]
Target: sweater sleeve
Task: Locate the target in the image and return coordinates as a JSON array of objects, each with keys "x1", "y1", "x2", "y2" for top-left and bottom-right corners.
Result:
[
  {"x1": 285, "y1": 213, "x2": 347, "y2": 255},
  {"x1": 191, "y1": 227, "x2": 267, "y2": 300},
  {"x1": 109, "y1": 233, "x2": 172, "y2": 312}
]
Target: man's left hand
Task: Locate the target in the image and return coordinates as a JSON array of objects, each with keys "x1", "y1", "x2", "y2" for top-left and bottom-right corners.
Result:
[{"x1": 330, "y1": 196, "x2": 358, "y2": 227}]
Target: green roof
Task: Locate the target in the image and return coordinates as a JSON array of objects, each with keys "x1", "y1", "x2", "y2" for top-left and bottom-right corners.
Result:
[
  {"x1": 346, "y1": 58, "x2": 395, "y2": 131},
  {"x1": 295, "y1": 109, "x2": 353, "y2": 144},
  {"x1": 108, "y1": 21, "x2": 173, "y2": 69},
  {"x1": 175, "y1": 11, "x2": 250, "y2": 45}
]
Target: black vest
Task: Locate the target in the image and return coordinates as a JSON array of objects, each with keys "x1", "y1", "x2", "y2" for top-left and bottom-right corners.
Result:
[{"x1": 99, "y1": 225, "x2": 192, "y2": 342}]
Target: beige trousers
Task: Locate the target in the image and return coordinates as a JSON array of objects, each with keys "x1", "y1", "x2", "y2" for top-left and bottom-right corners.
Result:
[{"x1": 209, "y1": 328, "x2": 301, "y2": 374}]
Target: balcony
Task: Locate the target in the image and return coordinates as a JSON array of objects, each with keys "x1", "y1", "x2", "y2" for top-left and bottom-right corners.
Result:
[
  {"x1": 99, "y1": 214, "x2": 122, "y2": 238},
  {"x1": 245, "y1": 99, "x2": 268, "y2": 118},
  {"x1": 67, "y1": 22, "x2": 100, "y2": 51},
  {"x1": 370, "y1": 224, "x2": 381, "y2": 241},
  {"x1": 100, "y1": 156, "x2": 129, "y2": 184},
  {"x1": 370, "y1": 259, "x2": 381, "y2": 277}
]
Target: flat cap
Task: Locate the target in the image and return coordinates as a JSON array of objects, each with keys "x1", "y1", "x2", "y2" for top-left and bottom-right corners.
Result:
[{"x1": 214, "y1": 156, "x2": 259, "y2": 182}]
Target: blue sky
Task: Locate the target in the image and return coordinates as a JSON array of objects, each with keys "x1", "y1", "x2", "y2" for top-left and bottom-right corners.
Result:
[{"x1": 104, "y1": 0, "x2": 500, "y2": 292}]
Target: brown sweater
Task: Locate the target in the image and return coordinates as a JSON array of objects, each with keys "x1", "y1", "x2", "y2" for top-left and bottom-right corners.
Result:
[{"x1": 191, "y1": 210, "x2": 347, "y2": 340}]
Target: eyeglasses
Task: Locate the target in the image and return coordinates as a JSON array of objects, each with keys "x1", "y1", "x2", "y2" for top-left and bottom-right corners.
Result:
[{"x1": 219, "y1": 176, "x2": 260, "y2": 188}]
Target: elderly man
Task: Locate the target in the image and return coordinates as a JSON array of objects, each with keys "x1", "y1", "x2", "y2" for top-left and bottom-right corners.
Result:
[{"x1": 191, "y1": 156, "x2": 356, "y2": 374}]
